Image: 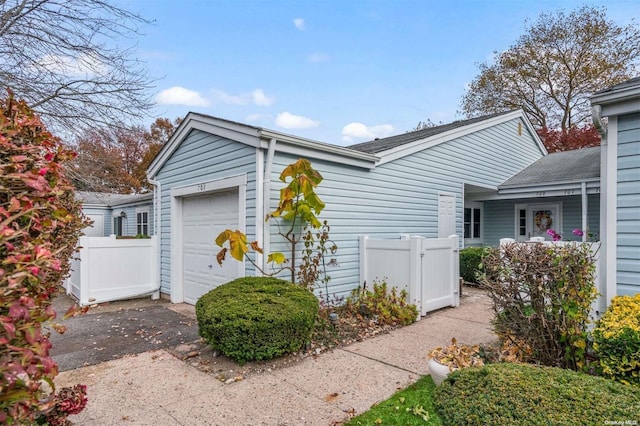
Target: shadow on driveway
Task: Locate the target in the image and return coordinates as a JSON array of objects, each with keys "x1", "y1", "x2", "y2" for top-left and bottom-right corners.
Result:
[{"x1": 49, "y1": 296, "x2": 200, "y2": 372}]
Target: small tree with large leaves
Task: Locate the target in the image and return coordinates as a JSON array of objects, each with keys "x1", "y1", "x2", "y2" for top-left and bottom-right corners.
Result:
[
  {"x1": 216, "y1": 158, "x2": 336, "y2": 290},
  {"x1": 0, "y1": 91, "x2": 88, "y2": 423}
]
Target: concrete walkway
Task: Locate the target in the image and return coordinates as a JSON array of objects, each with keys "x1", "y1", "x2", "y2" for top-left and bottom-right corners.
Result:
[{"x1": 55, "y1": 287, "x2": 495, "y2": 425}]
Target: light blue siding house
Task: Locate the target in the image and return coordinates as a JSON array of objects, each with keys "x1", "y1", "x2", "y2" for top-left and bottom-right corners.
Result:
[
  {"x1": 147, "y1": 110, "x2": 547, "y2": 304},
  {"x1": 591, "y1": 77, "x2": 640, "y2": 298},
  {"x1": 77, "y1": 191, "x2": 154, "y2": 237}
]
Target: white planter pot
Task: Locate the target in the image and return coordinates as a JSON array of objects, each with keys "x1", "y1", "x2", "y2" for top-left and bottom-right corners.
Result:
[{"x1": 427, "y1": 358, "x2": 456, "y2": 386}]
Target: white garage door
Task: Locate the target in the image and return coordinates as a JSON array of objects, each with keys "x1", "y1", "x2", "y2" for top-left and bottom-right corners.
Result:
[{"x1": 182, "y1": 190, "x2": 241, "y2": 304}]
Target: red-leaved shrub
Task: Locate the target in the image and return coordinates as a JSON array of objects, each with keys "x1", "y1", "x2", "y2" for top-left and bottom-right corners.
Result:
[{"x1": 0, "y1": 90, "x2": 88, "y2": 423}]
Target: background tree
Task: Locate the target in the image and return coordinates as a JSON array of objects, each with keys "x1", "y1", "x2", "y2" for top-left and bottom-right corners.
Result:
[
  {"x1": 0, "y1": 0, "x2": 155, "y2": 136},
  {"x1": 411, "y1": 118, "x2": 443, "y2": 131},
  {"x1": 69, "y1": 117, "x2": 180, "y2": 193},
  {"x1": 461, "y1": 6, "x2": 640, "y2": 151}
]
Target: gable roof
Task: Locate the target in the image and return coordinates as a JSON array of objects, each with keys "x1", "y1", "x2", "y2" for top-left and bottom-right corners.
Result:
[
  {"x1": 499, "y1": 147, "x2": 600, "y2": 189},
  {"x1": 347, "y1": 111, "x2": 511, "y2": 154},
  {"x1": 147, "y1": 109, "x2": 546, "y2": 177},
  {"x1": 147, "y1": 112, "x2": 379, "y2": 177},
  {"x1": 347, "y1": 110, "x2": 546, "y2": 165},
  {"x1": 77, "y1": 191, "x2": 153, "y2": 208}
]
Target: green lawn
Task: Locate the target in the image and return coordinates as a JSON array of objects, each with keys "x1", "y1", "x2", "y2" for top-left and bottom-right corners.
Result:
[{"x1": 344, "y1": 375, "x2": 442, "y2": 425}]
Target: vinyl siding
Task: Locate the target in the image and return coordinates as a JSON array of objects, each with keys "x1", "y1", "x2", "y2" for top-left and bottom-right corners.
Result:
[
  {"x1": 112, "y1": 202, "x2": 154, "y2": 237},
  {"x1": 617, "y1": 112, "x2": 640, "y2": 295},
  {"x1": 81, "y1": 207, "x2": 111, "y2": 236},
  {"x1": 155, "y1": 129, "x2": 257, "y2": 294},
  {"x1": 483, "y1": 195, "x2": 600, "y2": 246},
  {"x1": 269, "y1": 117, "x2": 543, "y2": 297}
]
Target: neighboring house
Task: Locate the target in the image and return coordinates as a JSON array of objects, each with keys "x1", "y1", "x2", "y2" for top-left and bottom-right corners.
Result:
[
  {"x1": 147, "y1": 109, "x2": 548, "y2": 304},
  {"x1": 591, "y1": 77, "x2": 640, "y2": 299},
  {"x1": 77, "y1": 191, "x2": 154, "y2": 237}
]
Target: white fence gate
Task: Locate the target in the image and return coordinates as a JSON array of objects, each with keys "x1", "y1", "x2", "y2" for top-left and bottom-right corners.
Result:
[
  {"x1": 66, "y1": 236, "x2": 159, "y2": 306},
  {"x1": 359, "y1": 235, "x2": 460, "y2": 316}
]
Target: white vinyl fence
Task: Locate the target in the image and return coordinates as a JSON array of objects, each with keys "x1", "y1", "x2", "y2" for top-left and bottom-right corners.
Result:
[
  {"x1": 66, "y1": 236, "x2": 159, "y2": 306},
  {"x1": 500, "y1": 238, "x2": 604, "y2": 319},
  {"x1": 359, "y1": 235, "x2": 460, "y2": 316}
]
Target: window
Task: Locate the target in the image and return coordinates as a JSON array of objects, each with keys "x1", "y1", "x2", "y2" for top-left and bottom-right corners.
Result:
[
  {"x1": 136, "y1": 211, "x2": 148, "y2": 236},
  {"x1": 519, "y1": 209, "x2": 527, "y2": 236},
  {"x1": 464, "y1": 204, "x2": 482, "y2": 241}
]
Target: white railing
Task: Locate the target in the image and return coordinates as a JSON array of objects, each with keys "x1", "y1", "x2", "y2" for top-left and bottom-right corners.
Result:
[
  {"x1": 500, "y1": 238, "x2": 604, "y2": 319},
  {"x1": 66, "y1": 236, "x2": 159, "y2": 306},
  {"x1": 359, "y1": 235, "x2": 460, "y2": 316}
]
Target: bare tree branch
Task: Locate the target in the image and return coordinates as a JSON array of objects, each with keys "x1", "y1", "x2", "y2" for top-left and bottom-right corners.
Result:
[{"x1": 0, "y1": 0, "x2": 156, "y2": 139}]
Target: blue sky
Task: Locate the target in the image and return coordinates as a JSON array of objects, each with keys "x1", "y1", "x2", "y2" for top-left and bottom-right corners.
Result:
[{"x1": 129, "y1": 0, "x2": 638, "y2": 146}]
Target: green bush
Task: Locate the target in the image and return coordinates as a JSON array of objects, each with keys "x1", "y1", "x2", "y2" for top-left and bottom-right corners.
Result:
[
  {"x1": 459, "y1": 247, "x2": 487, "y2": 284},
  {"x1": 435, "y1": 363, "x2": 640, "y2": 425},
  {"x1": 593, "y1": 293, "x2": 640, "y2": 385},
  {"x1": 345, "y1": 280, "x2": 418, "y2": 326},
  {"x1": 196, "y1": 277, "x2": 319, "y2": 363}
]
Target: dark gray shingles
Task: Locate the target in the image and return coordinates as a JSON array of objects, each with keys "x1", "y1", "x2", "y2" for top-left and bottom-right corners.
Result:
[
  {"x1": 500, "y1": 147, "x2": 600, "y2": 188},
  {"x1": 347, "y1": 111, "x2": 515, "y2": 154}
]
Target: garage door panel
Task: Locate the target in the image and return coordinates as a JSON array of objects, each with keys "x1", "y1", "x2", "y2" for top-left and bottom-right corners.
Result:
[{"x1": 183, "y1": 190, "x2": 241, "y2": 304}]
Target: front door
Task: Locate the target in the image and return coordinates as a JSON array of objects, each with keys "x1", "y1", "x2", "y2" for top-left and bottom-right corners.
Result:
[
  {"x1": 438, "y1": 193, "x2": 456, "y2": 238},
  {"x1": 516, "y1": 203, "x2": 562, "y2": 241}
]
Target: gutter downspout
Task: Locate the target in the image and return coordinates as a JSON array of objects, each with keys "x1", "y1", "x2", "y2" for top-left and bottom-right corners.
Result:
[
  {"x1": 262, "y1": 138, "x2": 277, "y2": 273},
  {"x1": 147, "y1": 177, "x2": 162, "y2": 298},
  {"x1": 581, "y1": 181, "x2": 588, "y2": 243},
  {"x1": 592, "y1": 105, "x2": 609, "y2": 313}
]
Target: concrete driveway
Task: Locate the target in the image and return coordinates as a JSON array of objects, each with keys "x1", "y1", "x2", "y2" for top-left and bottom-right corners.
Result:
[{"x1": 52, "y1": 286, "x2": 496, "y2": 425}]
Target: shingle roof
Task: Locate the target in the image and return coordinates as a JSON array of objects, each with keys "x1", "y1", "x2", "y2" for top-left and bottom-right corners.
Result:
[
  {"x1": 500, "y1": 147, "x2": 600, "y2": 188},
  {"x1": 76, "y1": 191, "x2": 152, "y2": 207},
  {"x1": 593, "y1": 77, "x2": 640, "y2": 95},
  {"x1": 347, "y1": 111, "x2": 514, "y2": 154}
]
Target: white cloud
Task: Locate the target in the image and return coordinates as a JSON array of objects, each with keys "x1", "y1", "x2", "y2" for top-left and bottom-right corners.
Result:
[
  {"x1": 212, "y1": 89, "x2": 246, "y2": 105},
  {"x1": 39, "y1": 53, "x2": 106, "y2": 76},
  {"x1": 341, "y1": 122, "x2": 394, "y2": 142},
  {"x1": 308, "y1": 52, "x2": 330, "y2": 63},
  {"x1": 211, "y1": 88, "x2": 275, "y2": 106},
  {"x1": 246, "y1": 113, "x2": 271, "y2": 123},
  {"x1": 252, "y1": 89, "x2": 275, "y2": 106},
  {"x1": 293, "y1": 18, "x2": 305, "y2": 30},
  {"x1": 155, "y1": 86, "x2": 210, "y2": 106},
  {"x1": 275, "y1": 112, "x2": 319, "y2": 129}
]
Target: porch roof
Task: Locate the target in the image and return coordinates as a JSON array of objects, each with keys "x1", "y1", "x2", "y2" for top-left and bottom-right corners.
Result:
[{"x1": 499, "y1": 147, "x2": 600, "y2": 189}]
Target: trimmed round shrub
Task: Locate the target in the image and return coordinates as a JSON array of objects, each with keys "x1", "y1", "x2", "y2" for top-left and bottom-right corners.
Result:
[
  {"x1": 459, "y1": 246, "x2": 487, "y2": 284},
  {"x1": 434, "y1": 363, "x2": 640, "y2": 425},
  {"x1": 593, "y1": 293, "x2": 640, "y2": 385},
  {"x1": 195, "y1": 277, "x2": 319, "y2": 363}
]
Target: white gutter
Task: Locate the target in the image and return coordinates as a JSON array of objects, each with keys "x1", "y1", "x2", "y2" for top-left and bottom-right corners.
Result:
[
  {"x1": 581, "y1": 181, "x2": 588, "y2": 243},
  {"x1": 262, "y1": 138, "x2": 277, "y2": 272},
  {"x1": 147, "y1": 177, "x2": 162, "y2": 297}
]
